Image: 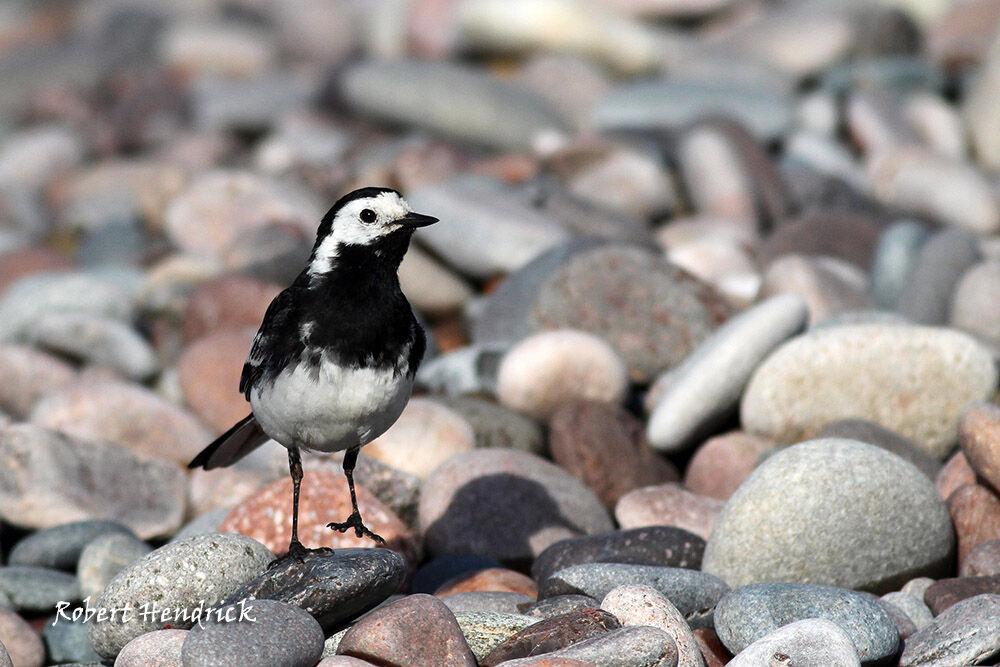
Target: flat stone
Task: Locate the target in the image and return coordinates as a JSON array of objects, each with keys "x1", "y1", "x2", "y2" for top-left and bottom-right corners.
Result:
[
  {"x1": 601, "y1": 584, "x2": 702, "y2": 667},
  {"x1": 498, "y1": 625, "x2": 679, "y2": 667},
  {"x1": 900, "y1": 594, "x2": 1000, "y2": 666},
  {"x1": 962, "y1": 539, "x2": 1000, "y2": 577},
  {"x1": 0, "y1": 345, "x2": 76, "y2": 419},
  {"x1": 870, "y1": 220, "x2": 930, "y2": 309},
  {"x1": 442, "y1": 592, "x2": 537, "y2": 615},
  {"x1": 78, "y1": 532, "x2": 153, "y2": 599},
  {"x1": 436, "y1": 568, "x2": 537, "y2": 598},
  {"x1": 114, "y1": 629, "x2": 188, "y2": 666},
  {"x1": 818, "y1": 419, "x2": 941, "y2": 480},
  {"x1": 88, "y1": 533, "x2": 273, "y2": 659},
  {"x1": 0, "y1": 566, "x2": 80, "y2": 613},
  {"x1": 0, "y1": 423, "x2": 186, "y2": 539},
  {"x1": 960, "y1": 402, "x2": 1000, "y2": 493},
  {"x1": 702, "y1": 439, "x2": 955, "y2": 593},
  {"x1": 436, "y1": 396, "x2": 545, "y2": 455},
  {"x1": 740, "y1": 325, "x2": 997, "y2": 458},
  {"x1": 925, "y1": 575, "x2": 1000, "y2": 616},
  {"x1": 454, "y1": 611, "x2": 538, "y2": 663},
  {"x1": 221, "y1": 549, "x2": 405, "y2": 631},
  {"x1": 947, "y1": 483, "x2": 1000, "y2": 567},
  {"x1": 549, "y1": 400, "x2": 678, "y2": 508},
  {"x1": 0, "y1": 608, "x2": 43, "y2": 667},
  {"x1": 614, "y1": 483, "x2": 724, "y2": 541},
  {"x1": 683, "y1": 432, "x2": 777, "y2": 500},
  {"x1": 363, "y1": 398, "x2": 475, "y2": 479},
  {"x1": 715, "y1": 583, "x2": 899, "y2": 663},
  {"x1": 479, "y1": 608, "x2": 620, "y2": 667},
  {"x1": 419, "y1": 449, "x2": 613, "y2": 563},
  {"x1": 726, "y1": 619, "x2": 860, "y2": 667},
  {"x1": 337, "y1": 594, "x2": 476, "y2": 666},
  {"x1": 895, "y1": 228, "x2": 981, "y2": 326},
  {"x1": 182, "y1": 599, "x2": 323, "y2": 667},
  {"x1": 646, "y1": 294, "x2": 808, "y2": 453},
  {"x1": 539, "y1": 564, "x2": 729, "y2": 629},
  {"x1": 531, "y1": 527, "x2": 705, "y2": 584},
  {"x1": 8, "y1": 519, "x2": 135, "y2": 570}
]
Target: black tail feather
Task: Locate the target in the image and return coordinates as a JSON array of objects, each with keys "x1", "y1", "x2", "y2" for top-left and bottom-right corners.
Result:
[{"x1": 188, "y1": 414, "x2": 270, "y2": 470}]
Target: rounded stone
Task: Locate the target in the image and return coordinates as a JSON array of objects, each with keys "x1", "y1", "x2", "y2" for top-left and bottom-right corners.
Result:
[
  {"x1": 960, "y1": 402, "x2": 1000, "y2": 493},
  {"x1": 962, "y1": 539, "x2": 1000, "y2": 577},
  {"x1": 0, "y1": 608, "x2": 43, "y2": 667},
  {"x1": 435, "y1": 396, "x2": 545, "y2": 455},
  {"x1": 496, "y1": 330, "x2": 629, "y2": 420},
  {"x1": 614, "y1": 483, "x2": 724, "y2": 541},
  {"x1": 947, "y1": 483, "x2": 1000, "y2": 566},
  {"x1": 453, "y1": 611, "x2": 538, "y2": 663},
  {"x1": 950, "y1": 260, "x2": 1000, "y2": 345},
  {"x1": 497, "y1": 625, "x2": 678, "y2": 667},
  {"x1": 726, "y1": 619, "x2": 860, "y2": 667},
  {"x1": 419, "y1": 449, "x2": 614, "y2": 562},
  {"x1": 436, "y1": 568, "x2": 537, "y2": 598},
  {"x1": 177, "y1": 329, "x2": 256, "y2": 434},
  {"x1": 78, "y1": 532, "x2": 154, "y2": 599},
  {"x1": 182, "y1": 599, "x2": 324, "y2": 667},
  {"x1": 895, "y1": 228, "x2": 981, "y2": 326},
  {"x1": 8, "y1": 519, "x2": 135, "y2": 570},
  {"x1": 937, "y1": 450, "x2": 977, "y2": 500},
  {"x1": 364, "y1": 398, "x2": 475, "y2": 479},
  {"x1": 115, "y1": 629, "x2": 188, "y2": 666},
  {"x1": 818, "y1": 419, "x2": 942, "y2": 480},
  {"x1": 182, "y1": 275, "x2": 282, "y2": 342},
  {"x1": 899, "y1": 594, "x2": 1000, "y2": 667},
  {"x1": 683, "y1": 432, "x2": 776, "y2": 500},
  {"x1": 715, "y1": 583, "x2": 899, "y2": 663},
  {"x1": 441, "y1": 591, "x2": 536, "y2": 615},
  {"x1": 88, "y1": 533, "x2": 274, "y2": 659},
  {"x1": 0, "y1": 566, "x2": 80, "y2": 613},
  {"x1": 0, "y1": 344, "x2": 76, "y2": 419},
  {"x1": 600, "y1": 584, "x2": 702, "y2": 667},
  {"x1": 702, "y1": 439, "x2": 955, "y2": 593},
  {"x1": 870, "y1": 219, "x2": 930, "y2": 309},
  {"x1": 740, "y1": 324, "x2": 998, "y2": 458}
]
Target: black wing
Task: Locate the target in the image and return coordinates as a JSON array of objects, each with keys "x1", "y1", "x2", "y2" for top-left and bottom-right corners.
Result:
[{"x1": 240, "y1": 286, "x2": 304, "y2": 400}]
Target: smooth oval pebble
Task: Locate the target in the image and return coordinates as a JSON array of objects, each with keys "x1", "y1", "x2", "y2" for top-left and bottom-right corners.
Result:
[
  {"x1": 364, "y1": 398, "x2": 475, "y2": 479},
  {"x1": 453, "y1": 611, "x2": 538, "y2": 663},
  {"x1": 714, "y1": 583, "x2": 899, "y2": 663},
  {"x1": 647, "y1": 294, "x2": 808, "y2": 453},
  {"x1": 740, "y1": 324, "x2": 998, "y2": 458},
  {"x1": 900, "y1": 594, "x2": 1000, "y2": 666},
  {"x1": 419, "y1": 449, "x2": 613, "y2": 562},
  {"x1": 870, "y1": 219, "x2": 930, "y2": 309},
  {"x1": 23, "y1": 312, "x2": 158, "y2": 380},
  {"x1": 726, "y1": 619, "x2": 860, "y2": 667},
  {"x1": 895, "y1": 228, "x2": 981, "y2": 326},
  {"x1": 182, "y1": 599, "x2": 323, "y2": 667},
  {"x1": 881, "y1": 591, "x2": 933, "y2": 631},
  {"x1": 702, "y1": 439, "x2": 954, "y2": 593},
  {"x1": 496, "y1": 330, "x2": 629, "y2": 420},
  {"x1": 0, "y1": 566, "x2": 80, "y2": 613},
  {"x1": 961, "y1": 402, "x2": 1000, "y2": 492},
  {"x1": 682, "y1": 431, "x2": 777, "y2": 500},
  {"x1": 479, "y1": 608, "x2": 621, "y2": 667},
  {"x1": 88, "y1": 533, "x2": 274, "y2": 659},
  {"x1": 949, "y1": 260, "x2": 1000, "y2": 345},
  {"x1": 498, "y1": 625, "x2": 679, "y2": 667},
  {"x1": 947, "y1": 483, "x2": 1000, "y2": 566},
  {"x1": 614, "y1": 483, "x2": 724, "y2": 541},
  {"x1": 114, "y1": 628, "x2": 188, "y2": 666},
  {"x1": 0, "y1": 607, "x2": 44, "y2": 667},
  {"x1": 0, "y1": 344, "x2": 77, "y2": 419},
  {"x1": 8, "y1": 519, "x2": 135, "y2": 570},
  {"x1": 78, "y1": 532, "x2": 154, "y2": 599},
  {"x1": 442, "y1": 591, "x2": 536, "y2": 615},
  {"x1": 601, "y1": 584, "x2": 702, "y2": 667}
]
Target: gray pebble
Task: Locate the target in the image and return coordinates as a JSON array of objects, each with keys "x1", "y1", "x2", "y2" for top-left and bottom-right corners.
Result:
[
  {"x1": 900, "y1": 594, "x2": 1000, "y2": 666},
  {"x1": 441, "y1": 592, "x2": 536, "y2": 615},
  {"x1": 114, "y1": 628, "x2": 188, "y2": 666},
  {"x1": 453, "y1": 611, "x2": 538, "y2": 663},
  {"x1": 77, "y1": 532, "x2": 153, "y2": 599},
  {"x1": 601, "y1": 584, "x2": 703, "y2": 667},
  {"x1": 870, "y1": 220, "x2": 930, "y2": 309},
  {"x1": 518, "y1": 594, "x2": 600, "y2": 619},
  {"x1": 895, "y1": 228, "x2": 981, "y2": 325},
  {"x1": 501, "y1": 625, "x2": 679, "y2": 667},
  {"x1": 416, "y1": 344, "x2": 507, "y2": 397},
  {"x1": 0, "y1": 566, "x2": 80, "y2": 613},
  {"x1": 435, "y1": 396, "x2": 545, "y2": 455},
  {"x1": 881, "y1": 592, "x2": 933, "y2": 630},
  {"x1": 42, "y1": 616, "x2": 102, "y2": 664},
  {"x1": 727, "y1": 618, "x2": 860, "y2": 667},
  {"x1": 8, "y1": 519, "x2": 135, "y2": 571},
  {"x1": 168, "y1": 509, "x2": 229, "y2": 543}
]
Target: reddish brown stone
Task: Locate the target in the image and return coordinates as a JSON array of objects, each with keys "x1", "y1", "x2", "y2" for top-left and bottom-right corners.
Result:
[
  {"x1": 614, "y1": 483, "x2": 725, "y2": 541},
  {"x1": 182, "y1": 275, "x2": 281, "y2": 342},
  {"x1": 177, "y1": 329, "x2": 255, "y2": 433},
  {"x1": 219, "y1": 469, "x2": 419, "y2": 563},
  {"x1": 435, "y1": 567, "x2": 538, "y2": 598},
  {"x1": 480, "y1": 609, "x2": 620, "y2": 667},
  {"x1": 338, "y1": 594, "x2": 475, "y2": 666},
  {"x1": 0, "y1": 344, "x2": 77, "y2": 419},
  {"x1": 961, "y1": 539, "x2": 1000, "y2": 577},
  {"x1": 758, "y1": 210, "x2": 883, "y2": 271},
  {"x1": 961, "y1": 402, "x2": 1000, "y2": 493},
  {"x1": 937, "y1": 451, "x2": 977, "y2": 501},
  {"x1": 947, "y1": 483, "x2": 1000, "y2": 566},
  {"x1": 548, "y1": 400, "x2": 679, "y2": 509},
  {"x1": 684, "y1": 431, "x2": 776, "y2": 500},
  {"x1": 0, "y1": 247, "x2": 73, "y2": 294},
  {"x1": 925, "y1": 575, "x2": 1000, "y2": 616},
  {"x1": 693, "y1": 627, "x2": 731, "y2": 667},
  {"x1": 928, "y1": 0, "x2": 1000, "y2": 67}
]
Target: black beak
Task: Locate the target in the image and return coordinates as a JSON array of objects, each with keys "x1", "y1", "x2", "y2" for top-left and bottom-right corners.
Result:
[{"x1": 399, "y1": 212, "x2": 438, "y2": 229}]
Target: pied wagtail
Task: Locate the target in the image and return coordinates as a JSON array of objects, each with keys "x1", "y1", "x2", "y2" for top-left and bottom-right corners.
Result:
[{"x1": 188, "y1": 186, "x2": 437, "y2": 559}]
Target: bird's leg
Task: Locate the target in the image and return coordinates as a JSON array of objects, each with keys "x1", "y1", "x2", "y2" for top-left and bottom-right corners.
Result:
[
  {"x1": 328, "y1": 447, "x2": 386, "y2": 544},
  {"x1": 269, "y1": 446, "x2": 332, "y2": 568}
]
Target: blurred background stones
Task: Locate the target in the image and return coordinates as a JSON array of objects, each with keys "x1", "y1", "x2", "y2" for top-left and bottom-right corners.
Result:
[{"x1": 2, "y1": 0, "x2": 1000, "y2": 663}]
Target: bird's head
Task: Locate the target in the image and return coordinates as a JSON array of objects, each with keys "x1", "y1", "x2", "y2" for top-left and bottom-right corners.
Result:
[{"x1": 308, "y1": 187, "x2": 437, "y2": 276}]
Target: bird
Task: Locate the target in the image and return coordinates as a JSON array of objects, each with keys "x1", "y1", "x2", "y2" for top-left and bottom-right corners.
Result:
[{"x1": 188, "y1": 186, "x2": 437, "y2": 561}]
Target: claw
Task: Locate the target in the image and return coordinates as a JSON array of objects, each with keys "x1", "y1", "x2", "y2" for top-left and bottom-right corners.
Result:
[{"x1": 328, "y1": 512, "x2": 386, "y2": 544}]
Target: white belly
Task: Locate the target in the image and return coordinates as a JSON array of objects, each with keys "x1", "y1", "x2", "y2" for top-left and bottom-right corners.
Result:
[{"x1": 250, "y1": 358, "x2": 413, "y2": 453}]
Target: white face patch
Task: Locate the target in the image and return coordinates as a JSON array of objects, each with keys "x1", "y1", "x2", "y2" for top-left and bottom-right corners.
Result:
[{"x1": 308, "y1": 191, "x2": 413, "y2": 276}]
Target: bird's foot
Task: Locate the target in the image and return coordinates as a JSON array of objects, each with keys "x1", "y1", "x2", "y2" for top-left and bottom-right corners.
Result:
[
  {"x1": 268, "y1": 539, "x2": 334, "y2": 568},
  {"x1": 328, "y1": 512, "x2": 386, "y2": 544}
]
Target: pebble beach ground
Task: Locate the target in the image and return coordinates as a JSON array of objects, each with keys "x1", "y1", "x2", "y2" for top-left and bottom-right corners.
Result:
[{"x1": 2, "y1": 0, "x2": 1000, "y2": 665}]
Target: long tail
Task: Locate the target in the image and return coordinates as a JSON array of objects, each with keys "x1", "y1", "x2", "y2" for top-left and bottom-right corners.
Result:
[{"x1": 188, "y1": 414, "x2": 270, "y2": 470}]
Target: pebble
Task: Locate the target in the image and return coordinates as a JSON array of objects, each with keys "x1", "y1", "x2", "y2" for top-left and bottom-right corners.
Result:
[
  {"x1": 899, "y1": 594, "x2": 1000, "y2": 666},
  {"x1": 960, "y1": 402, "x2": 1000, "y2": 493},
  {"x1": 42, "y1": 615, "x2": 102, "y2": 664},
  {"x1": 683, "y1": 432, "x2": 776, "y2": 500},
  {"x1": 964, "y1": 26, "x2": 1000, "y2": 170},
  {"x1": 951, "y1": 260, "x2": 1000, "y2": 346},
  {"x1": 406, "y1": 177, "x2": 571, "y2": 280},
  {"x1": 726, "y1": 618, "x2": 860, "y2": 667},
  {"x1": 337, "y1": 594, "x2": 476, "y2": 666},
  {"x1": 161, "y1": 20, "x2": 276, "y2": 76},
  {"x1": 0, "y1": 124, "x2": 84, "y2": 193},
  {"x1": 818, "y1": 419, "x2": 942, "y2": 480},
  {"x1": 756, "y1": 210, "x2": 882, "y2": 272},
  {"x1": 177, "y1": 329, "x2": 256, "y2": 433},
  {"x1": 702, "y1": 439, "x2": 955, "y2": 593},
  {"x1": 88, "y1": 533, "x2": 274, "y2": 659},
  {"x1": 78, "y1": 532, "x2": 154, "y2": 599},
  {"x1": 937, "y1": 450, "x2": 977, "y2": 500},
  {"x1": 442, "y1": 591, "x2": 536, "y2": 615},
  {"x1": 453, "y1": 611, "x2": 538, "y2": 662},
  {"x1": 759, "y1": 254, "x2": 874, "y2": 326},
  {"x1": 436, "y1": 568, "x2": 537, "y2": 598},
  {"x1": 399, "y1": 245, "x2": 474, "y2": 318},
  {"x1": 415, "y1": 344, "x2": 507, "y2": 397},
  {"x1": 531, "y1": 527, "x2": 704, "y2": 585},
  {"x1": 182, "y1": 599, "x2": 324, "y2": 667},
  {"x1": 646, "y1": 294, "x2": 808, "y2": 453},
  {"x1": 895, "y1": 228, "x2": 982, "y2": 325},
  {"x1": 435, "y1": 396, "x2": 545, "y2": 455},
  {"x1": 0, "y1": 566, "x2": 80, "y2": 613},
  {"x1": 740, "y1": 324, "x2": 997, "y2": 458},
  {"x1": 925, "y1": 575, "x2": 1000, "y2": 616},
  {"x1": 419, "y1": 449, "x2": 613, "y2": 562},
  {"x1": 191, "y1": 72, "x2": 316, "y2": 134},
  {"x1": 614, "y1": 483, "x2": 724, "y2": 541},
  {"x1": 882, "y1": 590, "x2": 934, "y2": 632},
  {"x1": 962, "y1": 539, "x2": 1000, "y2": 577},
  {"x1": 946, "y1": 483, "x2": 1000, "y2": 566},
  {"x1": 870, "y1": 220, "x2": 930, "y2": 309},
  {"x1": 218, "y1": 470, "x2": 418, "y2": 563},
  {"x1": 549, "y1": 400, "x2": 678, "y2": 508},
  {"x1": 182, "y1": 275, "x2": 281, "y2": 342},
  {"x1": 412, "y1": 556, "x2": 503, "y2": 596},
  {"x1": 0, "y1": 423, "x2": 186, "y2": 539},
  {"x1": 520, "y1": 595, "x2": 600, "y2": 620},
  {"x1": 676, "y1": 124, "x2": 755, "y2": 223},
  {"x1": 31, "y1": 378, "x2": 213, "y2": 467},
  {"x1": 24, "y1": 312, "x2": 158, "y2": 380},
  {"x1": 221, "y1": 549, "x2": 405, "y2": 631},
  {"x1": 114, "y1": 629, "x2": 188, "y2": 666},
  {"x1": 8, "y1": 519, "x2": 135, "y2": 570},
  {"x1": 715, "y1": 583, "x2": 899, "y2": 663},
  {"x1": 564, "y1": 145, "x2": 675, "y2": 219},
  {"x1": 363, "y1": 398, "x2": 475, "y2": 479},
  {"x1": 479, "y1": 608, "x2": 620, "y2": 667},
  {"x1": 0, "y1": 608, "x2": 44, "y2": 667},
  {"x1": 539, "y1": 564, "x2": 729, "y2": 629},
  {"x1": 498, "y1": 625, "x2": 679, "y2": 667},
  {"x1": 601, "y1": 584, "x2": 703, "y2": 667},
  {"x1": 664, "y1": 234, "x2": 761, "y2": 307},
  {"x1": 907, "y1": 91, "x2": 967, "y2": 160}
]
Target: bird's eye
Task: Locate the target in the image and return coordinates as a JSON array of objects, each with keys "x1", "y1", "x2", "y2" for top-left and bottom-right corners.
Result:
[{"x1": 360, "y1": 208, "x2": 377, "y2": 223}]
